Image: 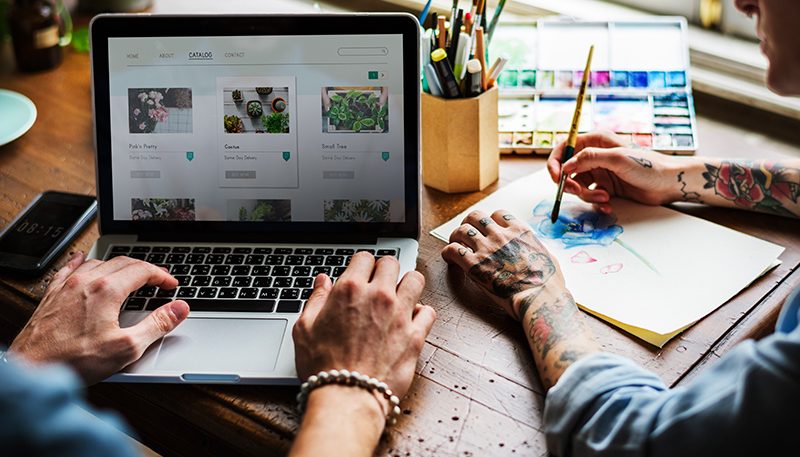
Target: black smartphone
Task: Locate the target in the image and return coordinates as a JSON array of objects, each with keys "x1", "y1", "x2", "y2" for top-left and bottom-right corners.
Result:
[{"x1": 0, "y1": 191, "x2": 97, "y2": 276}]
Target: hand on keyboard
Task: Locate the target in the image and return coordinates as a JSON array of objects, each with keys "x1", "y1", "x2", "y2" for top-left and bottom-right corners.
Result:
[
  {"x1": 7, "y1": 252, "x2": 189, "y2": 385},
  {"x1": 292, "y1": 252, "x2": 436, "y2": 401}
]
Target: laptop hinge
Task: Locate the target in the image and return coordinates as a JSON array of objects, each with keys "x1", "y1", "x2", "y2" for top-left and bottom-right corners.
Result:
[{"x1": 136, "y1": 231, "x2": 380, "y2": 245}]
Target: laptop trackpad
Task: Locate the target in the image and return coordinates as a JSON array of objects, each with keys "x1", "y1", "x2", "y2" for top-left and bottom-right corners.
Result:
[{"x1": 151, "y1": 317, "x2": 287, "y2": 374}]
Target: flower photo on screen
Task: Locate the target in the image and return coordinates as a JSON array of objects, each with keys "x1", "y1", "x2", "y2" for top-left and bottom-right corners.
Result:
[{"x1": 128, "y1": 88, "x2": 193, "y2": 134}]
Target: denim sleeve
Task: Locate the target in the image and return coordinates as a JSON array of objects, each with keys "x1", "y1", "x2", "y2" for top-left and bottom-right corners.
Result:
[
  {"x1": 0, "y1": 358, "x2": 138, "y2": 457},
  {"x1": 543, "y1": 314, "x2": 800, "y2": 456}
]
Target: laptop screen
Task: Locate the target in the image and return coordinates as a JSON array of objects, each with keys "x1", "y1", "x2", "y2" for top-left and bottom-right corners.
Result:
[{"x1": 105, "y1": 33, "x2": 406, "y2": 225}]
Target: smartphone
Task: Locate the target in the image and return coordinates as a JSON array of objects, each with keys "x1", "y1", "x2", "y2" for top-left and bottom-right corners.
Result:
[{"x1": 0, "y1": 191, "x2": 97, "y2": 276}]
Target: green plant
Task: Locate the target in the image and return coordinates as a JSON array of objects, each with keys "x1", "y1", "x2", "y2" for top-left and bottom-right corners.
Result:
[
  {"x1": 224, "y1": 114, "x2": 243, "y2": 133},
  {"x1": 238, "y1": 200, "x2": 291, "y2": 222},
  {"x1": 256, "y1": 87, "x2": 272, "y2": 95},
  {"x1": 246, "y1": 100, "x2": 263, "y2": 118},
  {"x1": 261, "y1": 112, "x2": 290, "y2": 134},
  {"x1": 231, "y1": 90, "x2": 243, "y2": 102},
  {"x1": 326, "y1": 90, "x2": 388, "y2": 132}
]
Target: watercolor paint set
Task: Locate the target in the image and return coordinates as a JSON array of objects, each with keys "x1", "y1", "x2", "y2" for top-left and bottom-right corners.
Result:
[{"x1": 489, "y1": 18, "x2": 698, "y2": 155}]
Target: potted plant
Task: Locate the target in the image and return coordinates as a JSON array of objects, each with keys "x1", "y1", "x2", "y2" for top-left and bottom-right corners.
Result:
[
  {"x1": 256, "y1": 87, "x2": 273, "y2": 96},
  {"x1": 261, "y1": 112, "x2": 290, "y2": 134},
  {"x1": 271, "y1": 97, "x2": 287, "y2": 113},
  {"x1": 325, "y1": 89, "x2": 388, "y2": 133},
  {"x1": 224, "y1": 114, "x2": 244, "y2": 133},
  {"x1": 231, "y1": 89, "x2": 243, "y2": 103},
  {"x1": 247, "y1": 100, "x2": 263, "y2": 118}
]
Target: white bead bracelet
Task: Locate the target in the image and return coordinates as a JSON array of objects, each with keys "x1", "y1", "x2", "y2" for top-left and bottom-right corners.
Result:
[{"x1": 296, "y1": 369, "x2": 401, "y2": 430}]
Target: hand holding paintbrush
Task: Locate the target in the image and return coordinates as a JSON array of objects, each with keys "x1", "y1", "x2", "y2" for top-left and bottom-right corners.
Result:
[{"x1": 551, "y1": 45, "x2": 594, "y2": 223}]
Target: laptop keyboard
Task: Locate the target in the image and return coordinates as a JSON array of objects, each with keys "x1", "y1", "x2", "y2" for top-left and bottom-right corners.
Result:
[{"x1": 105, "y1": 245, "x2": 399, "y2": 314}]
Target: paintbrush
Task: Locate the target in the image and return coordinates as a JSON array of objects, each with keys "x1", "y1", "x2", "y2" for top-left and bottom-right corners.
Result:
[
  {"x1": 486, "y1": 0, "x2": 507, "y2": 44},
  {"x1": 419, "y1": 0, "x2": 433, "y2": 25},
  {"x1": 551, "y1": 45, "x2": 594, "y2": 224}
]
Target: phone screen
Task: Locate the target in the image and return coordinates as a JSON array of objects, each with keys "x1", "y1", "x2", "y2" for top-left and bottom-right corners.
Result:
[{"x1": 0, "y1": 195, "x2": 95, "y2": 258}]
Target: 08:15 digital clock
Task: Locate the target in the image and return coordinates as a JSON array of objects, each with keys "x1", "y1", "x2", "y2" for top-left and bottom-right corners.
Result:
[{"x1": 0, "y1": 191, "x2": 97, "y2": 276}]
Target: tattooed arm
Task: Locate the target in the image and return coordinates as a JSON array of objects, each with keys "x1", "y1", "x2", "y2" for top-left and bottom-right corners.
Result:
[
  {"x1": 675, "y1": 158, "x2": 800, "y2": 217},
  {"x1": 441, "y1": 210, "x2": 599, "y2": 389},
  {"x1": 546, "y1": 131, "x2": 800, "y2": 218}
]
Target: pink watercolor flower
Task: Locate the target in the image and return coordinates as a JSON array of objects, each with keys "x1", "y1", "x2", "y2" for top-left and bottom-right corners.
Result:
[
  {"x1": 600, "y1": 263, "x2": 623, "y2": 275},
  {"x1": 570, "y1": 251, "x2": 597, "y2": 264}
]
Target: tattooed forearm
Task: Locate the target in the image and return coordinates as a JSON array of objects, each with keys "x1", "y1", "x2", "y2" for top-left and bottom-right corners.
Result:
[
  {"x1": 677, "y1": 171, "x2": 703, "y2": 203},
  {"x1": 698, "y1": 160, "x2": 800, "y2": 218},
  {"x1": 524, "y1": 293, "x2": 581, "y2": 361},
  {"x1": 519, "y1": 291, "x2": 598, "y2": 389},
  {"x1": 628, "y1": 155, "x2": 653, "y2": 169},
  {"x1": 468, "y1": 232, "x2": 556, "y2": 299}
]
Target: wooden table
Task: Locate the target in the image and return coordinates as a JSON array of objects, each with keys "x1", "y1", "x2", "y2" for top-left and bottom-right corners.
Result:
[{"x1": 3, "y1": 19, "x2": 800, "y2": 457}]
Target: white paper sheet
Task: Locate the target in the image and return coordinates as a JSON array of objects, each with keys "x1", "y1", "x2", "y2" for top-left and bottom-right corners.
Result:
[{"x1": 431, "y1": 170, "x2": 785, "y2": 344}]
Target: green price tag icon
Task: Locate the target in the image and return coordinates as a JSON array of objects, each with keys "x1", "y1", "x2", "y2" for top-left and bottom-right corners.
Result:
[
  {"x1": 186, "y1": 151, "x2": 194, "y2": 161},
  {"x1": 381, "y1": 151, "x2": 390, "y2": 161},
  {"x1": 282, "y1": 151, "x2": 291, "y2": 161}
]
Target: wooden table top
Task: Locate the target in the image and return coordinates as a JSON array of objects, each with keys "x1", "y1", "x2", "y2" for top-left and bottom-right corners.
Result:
[{"x1": 2, "y1": 27, "x2": 800, "y2": 457}]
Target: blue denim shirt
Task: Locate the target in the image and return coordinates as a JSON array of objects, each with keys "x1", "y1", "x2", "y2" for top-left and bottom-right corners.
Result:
[
  {"x1": 0, "y1": 356, "x2": 137, "y2": 457},
  {"x1": 544, "y1": 287, "x2": 800, "y2": 457}
]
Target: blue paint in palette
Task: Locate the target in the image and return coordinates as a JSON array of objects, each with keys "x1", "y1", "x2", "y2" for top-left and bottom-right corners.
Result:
[
  {"x1": 630, "y1": 71, "x2": 648, "y2": 88},
  {"x1": 647, "y1": 71, "x2": 666, "y2": 88},
  {"x1": 611, "y1": 71, "x2": 629, "y2": 87},
  {"x1": 667, "y1": 71, "x2": 686, "y2": 87}
]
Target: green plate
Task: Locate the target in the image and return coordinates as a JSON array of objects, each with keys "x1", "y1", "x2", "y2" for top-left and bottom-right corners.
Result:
[{"x1": 0, "y1": 89, "x2": 37, "y2": 147}]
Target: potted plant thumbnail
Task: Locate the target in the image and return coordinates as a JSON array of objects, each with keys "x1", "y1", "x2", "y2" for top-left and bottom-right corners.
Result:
[
  {"x1": 247, "y1": 100, "x2": 263, "y2": 118},
  {"x1": 224, "y1": 114, "x2": 244, "y2": 133},
  {"x1": 262, "y1": 112, "x2": 290, "y2": 133},
  {"x1": 271, "y1": 97, "x2": 287, "y2": 113},
  {"x1": 231, "y1": 89, "x2": 243, "y2": 103}
]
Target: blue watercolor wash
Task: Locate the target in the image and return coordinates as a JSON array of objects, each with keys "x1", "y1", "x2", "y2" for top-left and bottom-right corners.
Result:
[{"x1": 531, "y1": 201, "x2": 623, "y2": 248}]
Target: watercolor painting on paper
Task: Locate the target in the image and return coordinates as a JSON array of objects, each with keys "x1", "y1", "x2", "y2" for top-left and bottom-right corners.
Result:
[
  {"x1": 530, "y1": 200, "x2": 659, "y2": 274},
  {"x1": 430, "y1": 170, "x2": 784, "y2": 346}
]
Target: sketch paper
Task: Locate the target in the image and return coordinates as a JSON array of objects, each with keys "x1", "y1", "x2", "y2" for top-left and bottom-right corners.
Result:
[{"x1": 431, "y1": 170, "x2": 785, "y2": 346}]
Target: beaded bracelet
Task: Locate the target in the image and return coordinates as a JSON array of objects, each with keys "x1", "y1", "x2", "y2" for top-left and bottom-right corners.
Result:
[{"x1": 296, "y1": 369, "x2": 401, "y2": 429}]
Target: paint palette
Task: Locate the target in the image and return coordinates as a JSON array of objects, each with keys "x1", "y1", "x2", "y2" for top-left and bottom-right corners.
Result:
[{"x1": 490, "y1": 19, "x2": 698, "y2": 155}]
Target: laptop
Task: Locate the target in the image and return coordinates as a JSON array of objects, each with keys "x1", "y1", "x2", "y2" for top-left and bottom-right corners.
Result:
[{"x1": 87, "y1": 13, "x2": 421, "y2": 384}]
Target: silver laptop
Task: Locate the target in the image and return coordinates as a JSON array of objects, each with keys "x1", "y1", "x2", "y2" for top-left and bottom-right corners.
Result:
[{"x1": 87, "y1": 13, "x2": 421, "y2": 384}]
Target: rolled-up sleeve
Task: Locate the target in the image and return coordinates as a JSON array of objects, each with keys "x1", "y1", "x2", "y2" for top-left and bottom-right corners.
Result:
[
  {"x1": 0, "y1": 358, "x2": 137, "y2": 457},
  {"x1": 544, "y1": 322, "x2": 800, "y2": 457}
]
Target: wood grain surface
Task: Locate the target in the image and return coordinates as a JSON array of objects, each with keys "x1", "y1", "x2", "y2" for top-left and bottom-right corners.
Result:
[{"x1": 2, "y1": 14, "x2": 800, "y2": 457}]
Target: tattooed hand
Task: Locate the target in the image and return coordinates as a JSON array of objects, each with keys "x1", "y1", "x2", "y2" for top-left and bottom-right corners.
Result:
[
  {"x1": 547, "y1": 131, "x2": 681, "y2": 214},
  {"x1": 441, "y1": 209, "x2": 599, "y2": 389},
  {"x1": 441, "y1": 209, "x2": 566, "y2": 320}
]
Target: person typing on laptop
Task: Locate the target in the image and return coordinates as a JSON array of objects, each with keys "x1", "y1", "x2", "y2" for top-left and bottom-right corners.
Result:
[{"x1": 1, "y1": 251, "x2": 435, "y2": 455}]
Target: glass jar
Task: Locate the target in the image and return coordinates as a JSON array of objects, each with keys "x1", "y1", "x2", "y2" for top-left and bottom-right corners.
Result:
[{"x1": 9, "y1": 0, "x2": 62, "y2": 72}]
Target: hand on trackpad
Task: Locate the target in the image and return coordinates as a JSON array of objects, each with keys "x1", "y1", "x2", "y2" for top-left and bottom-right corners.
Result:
[{"x1": 148, "y1": 318, "x2": 286, "y2": 374}]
